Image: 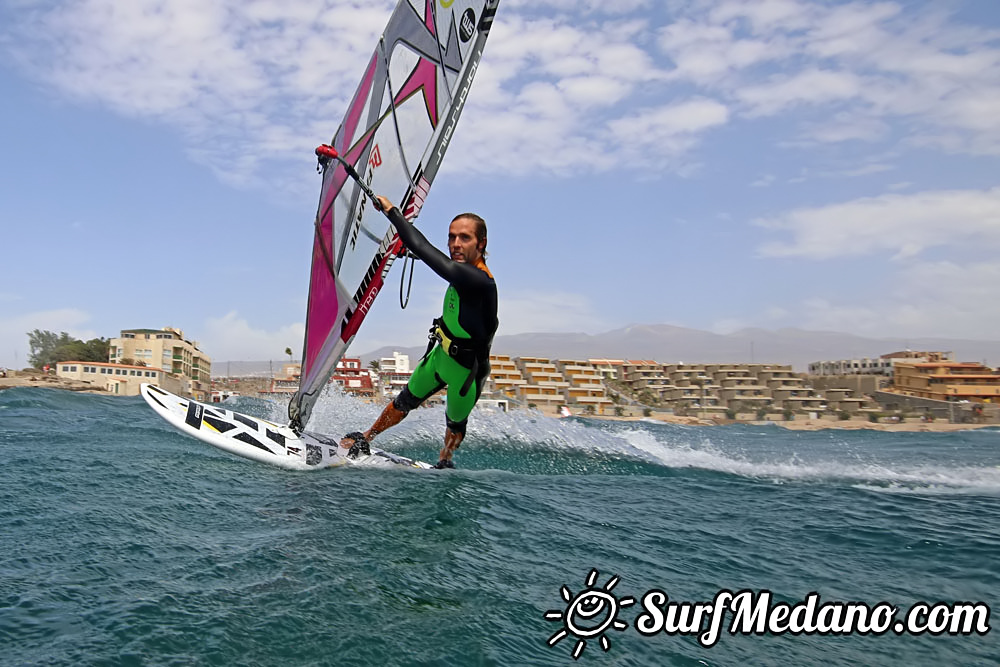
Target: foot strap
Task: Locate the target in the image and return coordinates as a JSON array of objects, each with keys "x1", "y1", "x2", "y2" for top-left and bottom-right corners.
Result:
[{"x1": 344, "y1": 432, "x2": 371, "y2": 459}]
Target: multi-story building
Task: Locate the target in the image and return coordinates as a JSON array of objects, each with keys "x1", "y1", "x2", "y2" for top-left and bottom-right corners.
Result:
[
  {"x1": 108, "y1": 327, "x2": 211, "y2": 400},
  {"x1": 555, "y1": 359, "x2": 613, "y2": 413},
  {"x1": 622, "y1": 360, "x2": 673, "y2": 398},
  {"x1": 891, "y1": 361, "x2": 1000, "y2": 402},
  {"x1": 808, "y1": 351, "x2": 952, "y2": 377},
  {"x1": 712, "y1": 365, "x2": 771, "y2": 410},
  {"x1": 378, "y1": 351, "x2": 413, "y2": 398},
  {"x1": 333, "y1": 357, "x2": 375, "y2": 398},
  {"x1": 515, "y1": 356, "x2": 569, "y2": 409},
  {"x1": 662, "y1": 364, "x2": 721, "y2": 413},
  {"x1": 613, "y1": 361, "x2": 880, "y2": 416},
  {"x1": 588, "y1": 358, "x2": 625, "y2": 381},
  {"x1": 487, "y1": 354, "x2": 527, "y2": 398}
]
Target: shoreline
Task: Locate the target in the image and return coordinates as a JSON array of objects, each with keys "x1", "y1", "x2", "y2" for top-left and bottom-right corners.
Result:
[
  {"x1": 3, "y1": 377, "x2": 994, "y2": 433},
  {"x1": 0, "y1": 373, "x2": 110, "y2": 395},
  {"x1": 532, "y1": 404, "x2": 995, "y2": 433}
]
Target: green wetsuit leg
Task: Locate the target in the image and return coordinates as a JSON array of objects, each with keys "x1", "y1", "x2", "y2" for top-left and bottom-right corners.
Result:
[{"x1": 406, "y1": 346, "x2": 479, "y2": 426}]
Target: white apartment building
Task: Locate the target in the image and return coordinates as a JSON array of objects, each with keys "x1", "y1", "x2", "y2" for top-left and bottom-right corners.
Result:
[{"x1": 379, "y1": 351, "x2": 413, "y2": 398}]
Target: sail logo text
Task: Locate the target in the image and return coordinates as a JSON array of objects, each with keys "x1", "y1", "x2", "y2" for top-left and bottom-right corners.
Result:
[
  {"x1": 436, "y1": 51, "x2": 480, "y2": 161},
  {"x1": 545, "y1": 573, "x2": 991, "y2": 659},
  {"x1": 350, "y1": 144, "x2": 381, "y2": 250}
]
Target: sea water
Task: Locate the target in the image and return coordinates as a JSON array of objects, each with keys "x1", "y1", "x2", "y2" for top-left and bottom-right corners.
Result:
[{"x1": 1, "y1": 386, "x2": 997, "y2": 665}]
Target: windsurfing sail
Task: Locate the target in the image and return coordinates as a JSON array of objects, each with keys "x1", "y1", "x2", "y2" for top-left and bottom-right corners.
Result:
[{"x1": 288, "y1": 0, "x2": 500, "y2": 431}]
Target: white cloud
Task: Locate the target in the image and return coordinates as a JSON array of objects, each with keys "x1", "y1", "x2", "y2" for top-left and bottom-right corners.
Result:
[
  {"x1": 3, "y1": 0, "x2": 1000, "y2": 187},
  {"x1": 0, "y1": 309, "x2": 97, "y2": 369},
  {"x1": 606, "y1": 98, "x2": 729, "y2": 167},
  {"x1": 798, "y1": 261, "x2": 1000, "y2": 339},
  {"x1": 199, "y1": 311, "x2": 305, "y2": 362},
  {"x1": 756, "y1": 187, "x2": 1000, "y2": 259},
  {"x1": 497, "y1": 290, "x2": 609, "y2": 335},
  {"x1": 800, "y1": 111, "x2": 890, "y2": 144},
  {"x1": 737, "y1": 68, "x2": 863, "y2": 116}
]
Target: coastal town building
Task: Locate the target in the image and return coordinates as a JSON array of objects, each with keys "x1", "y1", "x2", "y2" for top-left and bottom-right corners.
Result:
[
  {"x1": 515, "y1": 356, "x2": 571, "y2": 410},
  {"x1": 487, "y1": 354, "x2": 527, "y2": 398},
  {"x1": 890, "y1": 361, "x2": 1000, "y2": 403},
  {"x1": 333, "y1": 357, "x2": 375, "y2": 398},
  {"x1": 555, "y1": 359, "x2": 613, "y2": 413},
  {"x1": 264, "y1": 363, "x2": 301, "y2": 395},
  {"x1": 191, "y1": 348, "x2": 1000, "y2": 423},
  {"x1": 588, "y1": 359, "x2": 625, "y2": 381},
  {"x1": 378, "y1": 352, "x2": 413, "y2": 398},
  {"x1": 712, "y1": 365, "x2": 771, "y2": 412},
  {"x1": 613, "y1": 361, "x2": 878, "y2": 416},
  {"x1": 109, "y1": 327, "x2": 211, "y2": 400},
  {"x1": 808, "y1": 351, "x2": 952, "y2": 377},
  {"x1": 261, "y1": 359, "x2": 375, "y2": 398},
  {"x1": 55, "y1": 361, "x2": 181, "y2": 396}
]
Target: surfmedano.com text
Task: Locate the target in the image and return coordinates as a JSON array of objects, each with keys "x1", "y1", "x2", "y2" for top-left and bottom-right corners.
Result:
[{"x1": 635, "y1": 589, "x2": 990, "y2": 647}]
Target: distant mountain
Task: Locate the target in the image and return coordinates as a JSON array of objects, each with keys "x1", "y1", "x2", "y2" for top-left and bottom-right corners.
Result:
[{"x1": 213, "y1": 325, "x2": 1000, "y2": 376}]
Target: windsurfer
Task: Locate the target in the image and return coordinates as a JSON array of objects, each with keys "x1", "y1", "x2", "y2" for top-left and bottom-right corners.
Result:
[{"x1": 340, "y1": 196, "x2": 498, "y2": 469}]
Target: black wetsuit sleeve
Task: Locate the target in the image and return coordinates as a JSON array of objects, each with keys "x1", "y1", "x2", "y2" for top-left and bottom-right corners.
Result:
[{"x1": 386, "y1": 206, "x2": 492, "y2": 291}]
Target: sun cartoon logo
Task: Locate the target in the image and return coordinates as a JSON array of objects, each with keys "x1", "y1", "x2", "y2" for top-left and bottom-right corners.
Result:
[{"x1": 544, "y1": 569, "x2": 635, "y2": 660}]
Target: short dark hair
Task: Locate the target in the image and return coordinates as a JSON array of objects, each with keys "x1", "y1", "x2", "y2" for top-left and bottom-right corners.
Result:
[{"x1": 453, "y1": 213, "x2": 487, "y2": 258}]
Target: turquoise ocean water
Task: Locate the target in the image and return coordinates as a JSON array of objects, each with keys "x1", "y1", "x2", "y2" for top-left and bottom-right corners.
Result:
[{"x1": 1, "y1": 386, "x2": 997, "y2": 665}]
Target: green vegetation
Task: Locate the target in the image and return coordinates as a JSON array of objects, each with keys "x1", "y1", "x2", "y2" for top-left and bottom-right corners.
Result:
[
  {"x1": 27, "y1": 330, "x2": 109, "y2": 369},
  {"x1": 638, "y1": 389, "x2": 657, "y2": 406}
]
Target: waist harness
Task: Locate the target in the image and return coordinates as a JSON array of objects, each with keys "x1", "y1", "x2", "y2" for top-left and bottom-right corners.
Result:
[{"x1": 423, "y1": 317, "x2": 483, "y2": 397}]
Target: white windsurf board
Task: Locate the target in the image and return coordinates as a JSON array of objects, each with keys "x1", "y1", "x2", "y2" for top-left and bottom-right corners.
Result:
[{"x1": 141, "y1": 383, "x2": 432, "y2": 471}]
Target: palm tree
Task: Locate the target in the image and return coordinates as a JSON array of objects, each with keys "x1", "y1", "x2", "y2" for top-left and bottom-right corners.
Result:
[
  {"x1": 369, "y1": 359, "x2": 381, "y2": 371},
  {"x1": 285, "y1": 347, "x2": 293, "y2": 363}
]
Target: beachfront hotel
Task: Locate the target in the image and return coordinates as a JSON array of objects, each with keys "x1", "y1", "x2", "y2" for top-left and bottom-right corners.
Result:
[{"x1": 109, "y1": 327, "x2": 211, "y2": 400}]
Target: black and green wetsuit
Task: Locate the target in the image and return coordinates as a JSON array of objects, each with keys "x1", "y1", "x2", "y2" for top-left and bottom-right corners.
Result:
[{"x1": 387, "y1": 207, "x2": 498, "y2": 434}]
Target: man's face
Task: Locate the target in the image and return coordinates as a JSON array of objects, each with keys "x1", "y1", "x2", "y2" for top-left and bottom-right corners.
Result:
[{"x1": 448, "y1": 217, "x2": 484, "y2": 264}]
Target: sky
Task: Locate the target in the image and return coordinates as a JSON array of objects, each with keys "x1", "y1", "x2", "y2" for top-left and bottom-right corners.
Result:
[{"x1": 2, "y1": 0, "x2": 999, "y2": 369}]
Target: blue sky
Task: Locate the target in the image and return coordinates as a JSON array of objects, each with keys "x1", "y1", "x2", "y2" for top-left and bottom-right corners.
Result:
[{"x1": 2, "y1": 0, "x2": 999, "y2": 368}]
